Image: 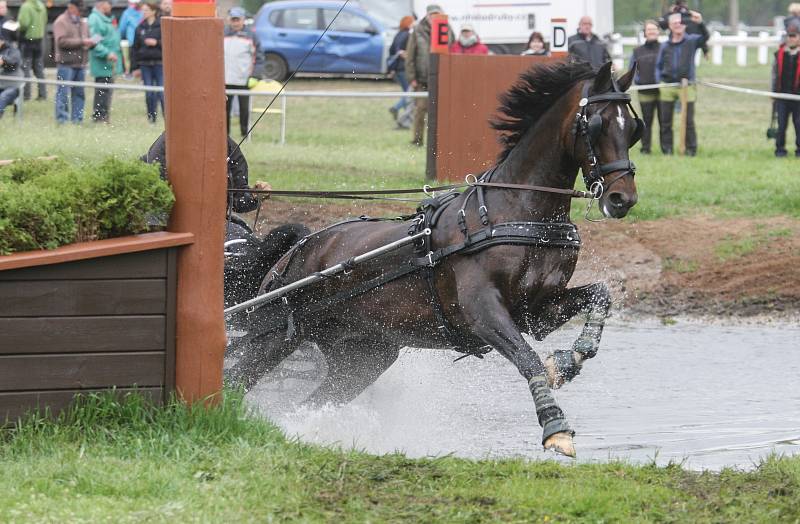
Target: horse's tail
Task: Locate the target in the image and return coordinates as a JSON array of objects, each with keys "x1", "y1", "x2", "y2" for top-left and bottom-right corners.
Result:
[
  {"x1": 259, "y1": 223, "x2": 310, "y2": 271},
  {"x1": 224, "y1": 222, "x2": 310, "y2": 309}
]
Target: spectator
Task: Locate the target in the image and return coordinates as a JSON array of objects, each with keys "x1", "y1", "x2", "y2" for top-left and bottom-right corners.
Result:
[
  {"x1": 656, "y1": 12, "x2": 708, "y2": 156},
  {"x1": 53, "y1": 0, "x2": 92, "y2": 124},
  {"x1": 567, "y1": 16, "x2": 610, "y2": 68},
  {"x1": 130, "y1": 2, "x2": 163, "y2": 124},
  {"x1": 629, "y1": 20, "x2": 661, "y2": 154},
  {"x1": 17, "y1": 0, "x2": 47, "y2": 101},
  {"x1": 406, "y1": 4, "x2": 453, "y2": 147},
  {"x1": 117, "y1": 0, "x2": 142, "y2": 76},
  {"x1": 0, "y1": 28, "x2": 22, "y2": 118},
  {"x1": 224, "y1": 6, "x2": 264, "y2": 138},
  {"x1": 772, "y1": 24, "x2": 800, "y2": 157},
  {"x1": 451, "y1": 23, "x2": 489, "y2": 55},
  {"x1": 786, "y1": 4, "x2": 800, "y2": 32},
  {"x1": 118, "y1": 0, "x2": 142, "y2": 45},
  {"x1": 387, "y1": 15, "x2": 413, "y2": 126},
  {"x1": 522, "y1": 31, "x2": 548, "y2": 56},
  {"x1": 0, "y1": 2, "x2": 19, "y2": 43},
  {"x1": 0, "y1": 1, "x2": 9, "y2": 28},
  {"x1": 658, "y1": 1, "x2": 708, "y2": 56},
  {"x1": 159, "y1": 0, "x2": 171, "y2": 16},
  {"x1": 88, "y1": 0, "x2": 122, "y2": 123}
]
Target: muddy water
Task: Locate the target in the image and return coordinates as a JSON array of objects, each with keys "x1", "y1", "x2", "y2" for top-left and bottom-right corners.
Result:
[{"x1": 247, "y1": 320, "x2": 800, "y2": 471}]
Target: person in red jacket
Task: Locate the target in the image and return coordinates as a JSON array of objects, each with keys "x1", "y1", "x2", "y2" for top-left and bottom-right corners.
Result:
[
  {"x1": 451, "y1": 23, "x2": 489, "y2": 55},
  {"x1": 772, "y1": 24, "x2": 800, "y2": 157}
]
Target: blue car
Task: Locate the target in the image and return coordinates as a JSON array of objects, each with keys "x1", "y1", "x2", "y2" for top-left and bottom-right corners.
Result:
[{"x1": 253, "y1": 0, "x2": 388, "y2": 80}]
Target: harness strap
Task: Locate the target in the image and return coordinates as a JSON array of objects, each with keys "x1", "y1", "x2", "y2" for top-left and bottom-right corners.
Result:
[
  {"x1": 599, "y1": 159, "x2": 636, "y2": 176},
  {"x1": 415, "y1": 222, "x2": 581, "y2": 267},
  {"x1": 472, "y1": 181, "x2": 593, "y2": 199}
]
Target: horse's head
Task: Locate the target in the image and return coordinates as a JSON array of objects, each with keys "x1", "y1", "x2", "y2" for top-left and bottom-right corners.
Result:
[{"x1": 572, "y1": 62, "x2": 640, "y2": 219}]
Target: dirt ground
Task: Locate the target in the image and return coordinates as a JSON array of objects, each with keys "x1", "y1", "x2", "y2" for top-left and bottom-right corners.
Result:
[{"x1": 249, "y1": 200, "x2": 800, "y2": 319}]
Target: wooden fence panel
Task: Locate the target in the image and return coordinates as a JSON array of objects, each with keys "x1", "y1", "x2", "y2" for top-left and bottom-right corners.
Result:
[
  {"x1": 0, "y1": 242, "x2": 184, "y2": 423},
  {"x1": 434, "y1": 54, "x2": 555, "y2": 181}
]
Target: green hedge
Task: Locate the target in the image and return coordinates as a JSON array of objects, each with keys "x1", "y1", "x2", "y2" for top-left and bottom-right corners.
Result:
[{"x1": 0, "y1": 158, "x2": 175, "y2": 256}]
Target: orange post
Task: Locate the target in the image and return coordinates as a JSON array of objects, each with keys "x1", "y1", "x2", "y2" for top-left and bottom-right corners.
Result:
[{"x1": 162, "y1": 16, "x2": 227, "y2": 403}]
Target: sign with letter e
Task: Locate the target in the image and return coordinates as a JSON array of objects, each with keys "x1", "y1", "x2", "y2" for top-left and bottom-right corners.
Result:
[
  {"x1": 430, "y1": 14, "x2": 450, "y2": 54},
  {"x1": 550, "y1": 17, "x2": 568, "y2": 57}
]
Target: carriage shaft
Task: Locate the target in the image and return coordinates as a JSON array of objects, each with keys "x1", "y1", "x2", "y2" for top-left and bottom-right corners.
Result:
[{"x1": 224, "y1": 229, "x2": 431, "y2": 317}]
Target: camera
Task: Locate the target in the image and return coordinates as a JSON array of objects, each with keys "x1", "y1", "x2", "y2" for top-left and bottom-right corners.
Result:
[{"x1": 766, "y1": 127, "x2": 777, "y2": 140}]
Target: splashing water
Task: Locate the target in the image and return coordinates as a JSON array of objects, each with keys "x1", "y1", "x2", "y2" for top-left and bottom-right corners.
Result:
[{"x1": 244, "y1": 319, "x2": 800, "y2": 471}]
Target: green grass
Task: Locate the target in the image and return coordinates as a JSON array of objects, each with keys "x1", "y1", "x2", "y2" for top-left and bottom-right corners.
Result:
[
  {"x1": 2, "y1": 59, "x2": 799, "y2": 222},
  {"x1": 713, "y1": 226, "x2": 795, "y2": 261},
  {"x1": 2, "y1": 391, "x2": 799, "y2": 523}
]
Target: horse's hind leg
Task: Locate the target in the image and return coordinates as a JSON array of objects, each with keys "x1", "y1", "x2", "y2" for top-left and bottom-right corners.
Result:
[
  {"x1": 225, "y1": 333, "x2": 298, "y2": 392},
  {"x1": 303, "y1": 336, "x2": 400, "y2": 407},
  {"x1": 525, "y1": 283, "x2": 611, "y2": 389}
]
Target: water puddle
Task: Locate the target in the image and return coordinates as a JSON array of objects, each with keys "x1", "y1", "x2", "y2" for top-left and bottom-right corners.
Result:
[{"x1": 246, "y1": 319, "x2": 800, "y2": 471}]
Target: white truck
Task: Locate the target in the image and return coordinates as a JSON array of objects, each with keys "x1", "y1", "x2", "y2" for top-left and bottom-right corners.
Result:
[{"x1": 357, "y1": 0, "x2": 614, "y2": 54}]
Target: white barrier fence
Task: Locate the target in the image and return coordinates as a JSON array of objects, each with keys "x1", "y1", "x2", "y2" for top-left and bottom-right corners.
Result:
[
  {"x1": 0, "y1": 75, "x2": 427, "y2": 144},
  {"x1": 615, "y1": 31, "x2": 782, "y2": 67}
]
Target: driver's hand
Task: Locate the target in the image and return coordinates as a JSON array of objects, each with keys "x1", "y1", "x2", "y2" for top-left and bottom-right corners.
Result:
[{"x1": 254, "y1": 180, "x2": 271, "y2": 198}]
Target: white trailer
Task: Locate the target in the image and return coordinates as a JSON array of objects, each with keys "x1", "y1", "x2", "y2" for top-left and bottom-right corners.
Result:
[{"x1": 410, "y1": 0, "x2": 614, "y2": 53}]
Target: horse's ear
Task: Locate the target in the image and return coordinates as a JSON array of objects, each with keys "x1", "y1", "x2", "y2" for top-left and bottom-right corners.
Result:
[
  {"x1": 593, "y1": 62, "x2": 613, "y2": 93},
  {"x1": 617, "y1": 66, "x2": 635, "y2": 92}
]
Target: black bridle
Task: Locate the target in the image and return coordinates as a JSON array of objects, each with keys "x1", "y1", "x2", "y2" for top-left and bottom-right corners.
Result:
[{"x1": 574, "y1": 81, "x2": 643, "y2": 198}]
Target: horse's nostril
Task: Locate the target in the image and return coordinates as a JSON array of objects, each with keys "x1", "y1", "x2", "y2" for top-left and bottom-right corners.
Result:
[{"x1": 608, "y1": 192, "x2": 628, "y2": 208}]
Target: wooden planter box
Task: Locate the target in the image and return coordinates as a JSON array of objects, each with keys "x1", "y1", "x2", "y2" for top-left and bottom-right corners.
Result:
[{"x1": 0, "y1": 232, "x2": 194, "y2": 422}]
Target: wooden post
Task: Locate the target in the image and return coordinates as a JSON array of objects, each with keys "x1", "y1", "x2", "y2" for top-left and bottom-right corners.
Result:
[
  {"x1": 162, "y1": 16, "x2": 227, "y2": 403},
  {"x1": 678, "y1": 78, "x2": 689, "y2": 156}
]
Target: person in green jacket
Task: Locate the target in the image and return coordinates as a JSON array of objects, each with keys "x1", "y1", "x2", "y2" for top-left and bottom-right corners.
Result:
[
  {"x1": 88, "y1": 0, "x2": 122, "y2": 123},
  {"x1": 17, "y1": 0, "x2": 48, "y2": 100}
]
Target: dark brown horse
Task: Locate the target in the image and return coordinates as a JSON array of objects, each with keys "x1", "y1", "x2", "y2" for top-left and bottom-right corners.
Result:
[{"x1": 227, "y1": 61, "x2": 640, "y2": 457}]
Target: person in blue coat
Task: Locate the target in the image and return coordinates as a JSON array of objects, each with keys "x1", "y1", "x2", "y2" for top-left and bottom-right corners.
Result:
[{"x1": 117, "y1": 0, "x2": 142, "y2": 74}]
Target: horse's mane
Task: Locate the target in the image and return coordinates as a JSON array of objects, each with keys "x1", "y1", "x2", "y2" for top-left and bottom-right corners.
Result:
[{"x1": 491, "y1": 59, "x2": 596, "y2": 163}]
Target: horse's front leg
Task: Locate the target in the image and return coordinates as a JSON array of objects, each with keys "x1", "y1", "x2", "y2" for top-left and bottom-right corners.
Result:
[
  {"x1": 461, "y1": 290, "x2": 576, "y2": 457},
  {"x1": 522, "y1": 283, "x2": 611, "y2": 389}
]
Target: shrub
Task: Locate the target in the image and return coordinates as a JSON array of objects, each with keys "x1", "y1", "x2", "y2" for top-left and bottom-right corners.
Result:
[{"x1": 0, "y1": 158, "x2": 174, "y2": 255}]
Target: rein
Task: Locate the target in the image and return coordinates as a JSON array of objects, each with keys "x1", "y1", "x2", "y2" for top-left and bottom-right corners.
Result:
[{"x1": 227, "y1": 179, "x2": 595, "y2": 201}]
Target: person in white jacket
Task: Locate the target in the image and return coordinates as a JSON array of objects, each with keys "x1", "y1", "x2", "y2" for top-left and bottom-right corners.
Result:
[{"x1": 224, "y1": 6, "x2": 264, "y2": 138}]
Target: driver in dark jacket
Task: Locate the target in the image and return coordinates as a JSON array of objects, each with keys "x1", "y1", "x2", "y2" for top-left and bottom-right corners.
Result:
[
  {"x1": 141, "y1": 132, "x2": 308, "y2": 309},
  {"x1": 141, "y1": 131, "x2": 269, "y2": 214}
]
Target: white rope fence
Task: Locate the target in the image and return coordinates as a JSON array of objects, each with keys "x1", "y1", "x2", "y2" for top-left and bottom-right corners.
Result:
[
  {"x1": 0, "y1": 75, "x2": 426, "y2": 97},
  {"x1": 3, "y1": 75, "x2": 799, "y2": 146},
  {"x1": 6, "y1": 75, "x2": 800, "y2": 100}
]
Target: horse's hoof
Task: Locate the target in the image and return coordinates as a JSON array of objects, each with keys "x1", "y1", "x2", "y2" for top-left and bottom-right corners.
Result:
[
  {"x1": 543, "y1": 354, "x2": 565, "y2": 389},
  {"x1": 543, "y1": 431, "x2": 576, "y2": 457},
  {"x1": 544, "y1": 350, "x2": 584, "y2": 390}
]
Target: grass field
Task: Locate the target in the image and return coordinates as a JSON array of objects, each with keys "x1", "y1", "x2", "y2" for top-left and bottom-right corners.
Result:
[
  {"x1": 1, "y1": 392, "x2": 798, "y2": 523},
  {"x1": 2, "y1": 56, "x2": 800, "y2": 522},
  {"x1": 2, "y1": 51, "x2": 799, "y2": 221}
]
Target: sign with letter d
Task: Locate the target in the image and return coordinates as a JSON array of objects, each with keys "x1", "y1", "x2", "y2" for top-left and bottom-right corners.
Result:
[{"x1": 550, "y1": 18, "x2": 568, "y2": 57}]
